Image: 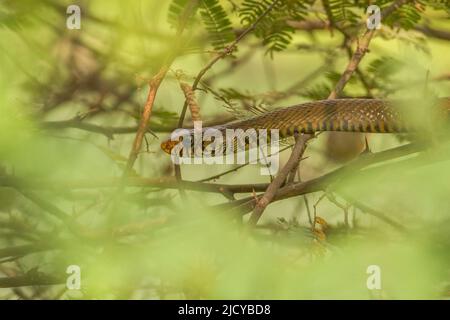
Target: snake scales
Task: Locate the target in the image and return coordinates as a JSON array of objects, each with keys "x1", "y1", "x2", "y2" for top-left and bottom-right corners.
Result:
[{"x1": 161, "y1": 98, "x2": 450, "y2": 154}]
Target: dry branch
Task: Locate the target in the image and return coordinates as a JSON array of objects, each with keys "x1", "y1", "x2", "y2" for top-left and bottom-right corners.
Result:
[
  {"x1": 217, "y1": 142, "x2": 429, "y2": 213},
  {"x1": 123, "y1": 67, "x2": 170, "y2": 176},
  {"x1": 0, "y1": 274, "x2": 64, "y2": 288},
  {"x1": 248, "y1": 134, "x2": 312, "y2": 226}
]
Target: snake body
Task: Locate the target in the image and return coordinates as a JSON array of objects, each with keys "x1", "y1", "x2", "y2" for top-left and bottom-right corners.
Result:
[{"x1": 161, "y1": 98, "x2": 450, "y2": 154}]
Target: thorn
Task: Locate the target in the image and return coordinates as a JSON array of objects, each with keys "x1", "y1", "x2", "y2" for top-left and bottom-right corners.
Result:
[
  {"x1": 361, "y1": 135, "x2": 372, "y2": 155},
  {"x1": 251, "y1": 188, "x2": 258, "y2": 201}
]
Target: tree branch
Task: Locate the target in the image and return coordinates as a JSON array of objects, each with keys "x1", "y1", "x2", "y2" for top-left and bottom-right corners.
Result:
[
  {"x1": 0, "y1": 274, "x2": 64, "y2": 288},
  {"x1": 123, "y1": 66, "x2": 170, "y2": 176},
  {"x1": 248, "y1": 134, "x2": 311, "y2": 226},
  {"x1": 414, "y1": 25, "x2": 450, "y2": 41},
  {"x1": 41, "y1": 119, "x2": 174, "y2": 139},
  {"x1": 217, "y1": 142, "x2": 428, "y2": 213}
]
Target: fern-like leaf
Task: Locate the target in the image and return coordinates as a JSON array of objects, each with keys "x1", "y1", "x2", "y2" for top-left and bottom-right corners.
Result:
[
  {"x1": 301, "y1": 83, "x2": 333, "y2": 100},
  {"x1": 199, "y1": 0, "x2": 235, "y2": 50},
  {"x1": 365, "y1": 57, "x2": 404, "y2": 95},
  {"x1": 239, "y1": 0, "x2": 314, "y2": 57},
  {"x1": 167, "y1": 0, "x2": 200, "y2": 31},
  {"x1": 324, "y1": 0, "x2": 360, "y2": 28}
]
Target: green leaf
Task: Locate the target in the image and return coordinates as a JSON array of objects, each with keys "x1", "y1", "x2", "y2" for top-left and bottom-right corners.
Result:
[
  {"x1": 239, "y1": 0, "x2": 314, "y2": 57},
  {"x1": 199, "y1": 0, "x2": 235, "y2": 50},
  {"x1": 376, "y1": 0, "x2": 423, "y2": 30},
  {"x1": 324, "y1": 0, "x2": 360, "y2": 27},
  {"x1": 301, "y1": 83, "x2": 332, "y2": 100},
  {"x1": 167, "y1": 0, "x2": 200, "y2": 30}
]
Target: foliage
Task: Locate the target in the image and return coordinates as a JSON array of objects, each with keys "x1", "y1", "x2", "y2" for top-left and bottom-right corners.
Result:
[
  {"x1": 0, "y1": 0, "x2": 449, "y2": 300},
  {"x1": 168, "y1": 0, "x2": 201, "y2": 31},
  {"x1": 199, "y1": 0, "x2": 235, "y2": 50},
  {"x1": 239, "y1": 0, "x2": 314, "y2": 56},
  {"x1": 322, "y1": 0, "x2": 361, "y2": 28}
]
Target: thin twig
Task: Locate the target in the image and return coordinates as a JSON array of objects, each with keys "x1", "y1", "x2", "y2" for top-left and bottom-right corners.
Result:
[
  {"x1": 288, "y1": 19, "x2": 450, "y2": 42},
  {"x1": 338, "y1": 193, "x2": 408, "y2": 233},
  {"x1": 122, "y1": 0, "x2": 198, "y2": 176},
  {"x1": 41, "y1": 119, "x2": 174, "y2": 138},
  {"x1": 0, "y1": 274, "x2": 64, "y2": 288},
  {"x1": 197, "y1": 144, "x2": 293, "y2": 182}
]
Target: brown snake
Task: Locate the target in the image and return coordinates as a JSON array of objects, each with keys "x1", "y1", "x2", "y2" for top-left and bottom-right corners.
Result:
[{"x1": 161, "y1": 98, "x2": 450, "y2": 154}]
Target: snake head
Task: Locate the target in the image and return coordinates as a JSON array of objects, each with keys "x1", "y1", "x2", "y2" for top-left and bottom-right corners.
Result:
[
  {"x1": 160, "y1": 138, "x2": 182, "y2": 155},
  {"x1": 161, "y1": 130, "x2": 218, "y2": 156}
]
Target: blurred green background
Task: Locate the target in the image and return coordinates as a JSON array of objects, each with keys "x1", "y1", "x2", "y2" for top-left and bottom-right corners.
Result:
[{"x1": 0, "y1": 0, "x2": 449, "y2": 299}]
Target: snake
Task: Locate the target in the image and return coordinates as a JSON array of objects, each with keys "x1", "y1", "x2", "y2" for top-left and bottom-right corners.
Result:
[{"x1": 161, "y1": 98, "x2": 450, "y2": 155}]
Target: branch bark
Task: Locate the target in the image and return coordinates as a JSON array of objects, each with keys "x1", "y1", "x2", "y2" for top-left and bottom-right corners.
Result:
[
  {"x1": 123, "y1": 67, "x2": 170, "y2": 176},
  {"x1": 248, "y1": 134, "x2": 311, "y2": 226},
  {"x1": 217, "y1": 142, "x2": 428, "y2": 213},
  {"x1": 41, "y1": 120, "x2": 174, "y2": 138},
  {"x1": 0, "y1": 142, "x2": 431, "y2": 198}
]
